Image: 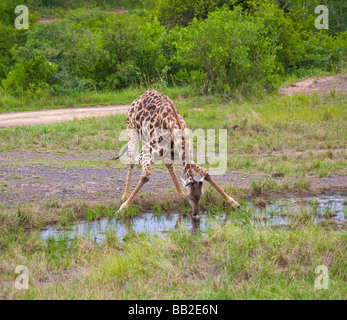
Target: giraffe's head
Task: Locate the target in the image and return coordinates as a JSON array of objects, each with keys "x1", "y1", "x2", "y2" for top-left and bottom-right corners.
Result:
[{"x1": 181, "y1": 177, "x2": 204, "y2": 219}]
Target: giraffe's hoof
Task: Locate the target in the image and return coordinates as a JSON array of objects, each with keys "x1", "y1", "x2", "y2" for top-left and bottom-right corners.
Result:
[
  {"x1": 226, "y1": 197, "x2": 240, "y2": 209},
  {"x1": 117, "y1": 202, "x2": 128, "y2": 213},
  {"x1": 192, "y1": 213, "x2": 200, "y2": 220}
]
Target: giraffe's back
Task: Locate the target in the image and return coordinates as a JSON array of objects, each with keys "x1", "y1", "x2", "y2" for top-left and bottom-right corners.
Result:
[{"x1": 127, "y1": 89, "x2": 186, "y2": 134}]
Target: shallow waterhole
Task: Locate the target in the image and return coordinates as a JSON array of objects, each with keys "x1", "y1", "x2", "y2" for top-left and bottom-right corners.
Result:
[{"x1": 40, "y1": 195, "x2": 346, "y2": 244}]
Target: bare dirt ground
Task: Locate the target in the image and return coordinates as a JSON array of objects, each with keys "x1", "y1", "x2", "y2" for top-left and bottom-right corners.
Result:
[
  {"x1": 0, "y1": 151, "x2": 346, "y2": 206},
  {"x1": 0, "y1": 104, "x2": 129, "y2": 128},
  {"x1": 0, "y1": 152, "x2": 251, "y2": 205},
  {"x1": 38, "y1": 18, "x2": 57, "y2": 23},
  {"x1": 279, "y1": 75, "x2": 347, "y2": 96},
  {"x1": 0, "y1": 75, "x2": 346, "y2": 206}
]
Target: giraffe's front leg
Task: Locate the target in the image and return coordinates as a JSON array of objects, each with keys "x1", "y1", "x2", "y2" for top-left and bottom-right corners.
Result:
[
  {"x1": 205, "y1": 174, "x2": 240, "y2": 208},
  {"x1": 192, "y1": 163, "x2": 240, "y2": 209},
  {"x1": 118, "y1": 161, "x2": 151, "y2": 213},
  {"x1": 165, "y1": 163, "x2": 185, "y2": 197},
  {"x1": 121, "y1": 127, "x2": 139, "y2": 202},
  {"x1": 122, "y1": 164, "x2": 134, "y2": 202}
]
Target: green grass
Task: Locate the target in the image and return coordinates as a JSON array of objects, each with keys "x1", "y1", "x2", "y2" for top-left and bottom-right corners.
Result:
[
  {"x1": 0, "y1": 79, "x2": 346, "y2": 300},
  {"x1": 0, "y1": 181, "x2": 345, "y2": 300},
  {"x1": 0, "y1": 85, "x2": 195, "y2": 113},
  {"x1": 1, "y1": 89, "x2": 345, "y2": 179},
  {"x1": 0, "y1": 201, "x2": 345, "y2": 299}
]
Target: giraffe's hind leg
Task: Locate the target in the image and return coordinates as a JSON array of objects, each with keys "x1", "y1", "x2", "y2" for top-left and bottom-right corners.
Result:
[
  {"x1": 165, "y1": 163, "x2": 185, "y2": 197},
  {"x1": 191, "y1": 162, "x2": 240, "y2": 208}
]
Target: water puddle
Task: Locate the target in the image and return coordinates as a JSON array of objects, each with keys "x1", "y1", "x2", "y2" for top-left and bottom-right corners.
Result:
[{"x1": 40, "y1": 196, "x2": 346, "y2": 243}]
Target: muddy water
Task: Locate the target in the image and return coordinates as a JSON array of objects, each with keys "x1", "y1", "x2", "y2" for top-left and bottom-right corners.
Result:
[{"x1": 40, "y1": 196, "x2": 346, "y2": 243}]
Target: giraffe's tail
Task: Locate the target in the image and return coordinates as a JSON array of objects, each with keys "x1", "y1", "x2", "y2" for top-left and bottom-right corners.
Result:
[{"x1": 112, "y1": 144, "x2": 128, "y2": 160}]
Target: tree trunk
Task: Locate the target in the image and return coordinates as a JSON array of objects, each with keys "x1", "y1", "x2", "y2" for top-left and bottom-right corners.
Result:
[{"x1": 202, "y1": 59, "x2": 213, "y2": 95}]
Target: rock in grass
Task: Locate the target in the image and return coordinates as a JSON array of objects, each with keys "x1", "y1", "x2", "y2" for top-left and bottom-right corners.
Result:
[{"x1": 272, "y1": 173, "x2": 285, "y2": 179}]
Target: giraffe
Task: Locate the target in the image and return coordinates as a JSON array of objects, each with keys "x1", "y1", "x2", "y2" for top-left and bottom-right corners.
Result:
[{"x1": 117, "y1": 89, "x2": 240, "y2": 218}]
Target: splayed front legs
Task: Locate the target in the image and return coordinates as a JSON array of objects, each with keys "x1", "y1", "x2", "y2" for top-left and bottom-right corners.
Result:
[
  {"x1": 118, "y1": 162, "x2": 151, "y2": 212},
  {"x1": 122, "y1": 164, "x2": 134, "y2": 202},
  {"x1": 191, "y1": 162, "x2": 240, "y2": 208},
  {"x1": 165, "y1": 163, "x2": 185, "y2": 197}
]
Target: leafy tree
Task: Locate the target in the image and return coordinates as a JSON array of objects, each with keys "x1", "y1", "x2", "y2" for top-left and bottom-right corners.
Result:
[
  {"x1": 176, "y1": 8, "x2": 278, "y2": 94},
  {"x1": 249, "y1": 0, "x2": 346, "y2": 71},
  {"x1": 155, "y1": 0, "x2": 249, "y2": 27},
  {"x1": 1, "y1": 51, "x2": 58, "y2": 97},
  {"x1": 0, "y1": 0, "x2": 30, "y2": 80},
  {"x1": 101, "y1": 14, "x2": 166, "y2": 88}
]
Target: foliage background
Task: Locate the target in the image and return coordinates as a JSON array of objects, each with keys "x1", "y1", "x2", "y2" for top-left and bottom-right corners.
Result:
[{"x1": 0, "y1": 0, "x2": 346, "y2": 101}]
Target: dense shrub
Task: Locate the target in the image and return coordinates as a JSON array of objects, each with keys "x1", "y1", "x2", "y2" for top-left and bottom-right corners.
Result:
[
  {"x1": 100, "y1": 14, "x2": 166, "y2": 88},
  {"x1": 1, "y1": 52, "x2": 57, "y2": 97},
  {"x1": 2, "y1": 9, "x2": 168, "y2": 95},
  {"x1": 154, "y1": 0, "x2": 249, "y2": 27},
  {"x1": 175, "y1": 8, "x2": 279, "y2": 94},
  {"x1": 250, "y1": 0, "x2": 347, "y2": 71},
  {"x1": 0, "y1": 0, "x2": 345, "y2": 98},
  {"x1": 0, "y1": 0, "x2": 32, "y2": 81}
]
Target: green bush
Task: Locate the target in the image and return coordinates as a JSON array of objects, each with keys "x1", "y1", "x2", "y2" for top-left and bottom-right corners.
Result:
[
  {"x1": 154, "y1": 0, "x2": 249, "y2": 27},
  {"x1": 0, "y1": 1, "x2": 345, "y2": 99},
  {"x1": 250, "y1": 0, "x2": 347, "y2": 72},
  {"x1": 1, "y1": 52, "x2": 58, "y2": 97},
  {"x1": 175, "y1": 8, "x2": 279, "y2": 94},
  {"x1": 100, "y1": 14, "x2": 166, "y2": 88},
  {"x1": 6, "y1": 9, "x2": 167, "y2": 92},
  {"x1": 0, "y1": 0, "x2": 31, "y2": 81}
]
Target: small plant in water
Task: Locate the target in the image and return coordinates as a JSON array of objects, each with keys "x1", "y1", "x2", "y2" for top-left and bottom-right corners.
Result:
[
  {"x1": 178, "y1": 205, "x2": 188, "y2": 215},
  {"x1": 162, "y1": 198, "x2": 172, "y2": 211},
  {"x1": 45, "y1": 235, "x2": 71, "y2": 260},
  {"x1": 207, "y1": 201, "x2": 225, "y2": 216},
  {"x1": 291, "y1": 206, "x2": 314, "y2": 228},
  {"x1": 86, "y1": 208, "x2": 94, "y2": 221},
  {"x1": 86, "y1": 205, "x2": 103, "y2": 221},
  {"x1": 59, "y1": 215, "x2": 72, "y2": 228},
  {"x1": 105, "y1": 230, "x2": 119, "y2": 248},
  {"x1": 294, "y1": 179, "x2": 311, "y2": 190},
  {"x1": 308, "y1": 198, "x2": 320, "y2": 215},
  {"x1": 105, "y1": 207, "x2": 114, "y2": 218},
  {"x1": 250, "y1": 178, "x2": 278, "y2": 196},
  {"x1": 151, "y1": 203, "x2": 163, "y2": 215},
  {"x1": 115, "y1": 205, "x2": 139, "y2": 219},
  {"x1": 323, "y1": 207, "x2": 333, "y2": 218}
]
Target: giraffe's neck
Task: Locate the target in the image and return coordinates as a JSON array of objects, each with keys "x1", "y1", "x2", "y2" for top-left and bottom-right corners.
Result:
[
  {"x1": 182, "y1": 161, "x2": 195, "y2": 184},
  {"x1": 167, "y1": 99, "x2": 196, "y2": 184}
]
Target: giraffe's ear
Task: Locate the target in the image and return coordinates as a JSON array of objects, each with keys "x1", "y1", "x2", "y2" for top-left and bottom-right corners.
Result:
[{"x1": 180, "y1": 177, "x2": 187, "y2": 187}]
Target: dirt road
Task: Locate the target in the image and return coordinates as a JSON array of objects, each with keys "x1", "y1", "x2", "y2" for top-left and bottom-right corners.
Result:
[
  {"x1": 279, "y1": 75, "x2": 347, "y2": 96},
  {"x1": 0, "y1": 104, "x2": 129, "y2": 128}
]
